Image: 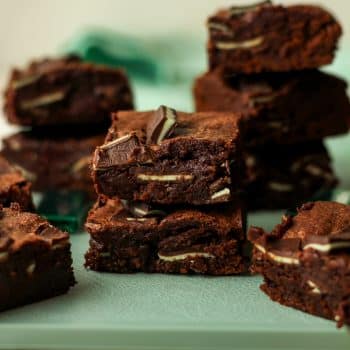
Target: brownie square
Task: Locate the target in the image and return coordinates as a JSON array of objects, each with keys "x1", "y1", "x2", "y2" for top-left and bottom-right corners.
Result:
[
  {"x1": 207, "y1": 3, "x2": 341, "y2": 74},
  {"x1": 85, "y1": 196, "x2": 246, "y2": 275},
  {"x1": 194, "y1": 69, "x2": 350, "y2": 146},
  {"x1": 244, "y1": 142, "x2": 338, "y2": 210},
  {"x1": 1, "y1": 130, "x2": 105, "y2": 197},
  {"x1": 0, "y1": 155, "x2": 34, "y2": 211},
  {"x1": 92, "y1": 106, "x2": 242, "y2": 205},
  {"x1": 4, "y1": 56, "x2": 133, "y2": 127},
  {"x1": 0, "y1": 204, "x2": 75, "y2": 311},
  {"x1": 248, "y1": 201, "x2": 350, "y2": 327}
]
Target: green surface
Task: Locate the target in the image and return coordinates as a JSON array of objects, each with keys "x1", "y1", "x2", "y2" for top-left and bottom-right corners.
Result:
[
  {"x1": 1, "y1": 33, "x2": 350, "y2": 350},
  {"x1": 0, "y1": 212, "x2": 349, "y2": 350}
]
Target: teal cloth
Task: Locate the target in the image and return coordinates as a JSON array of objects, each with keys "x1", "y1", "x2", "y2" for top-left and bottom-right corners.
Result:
[{"x1": 62, "y1": 29, "x2": 205, "y2": 84}]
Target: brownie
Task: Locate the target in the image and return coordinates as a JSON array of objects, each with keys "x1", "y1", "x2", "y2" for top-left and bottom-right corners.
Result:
[
  {"x1": 92, "y1": 106, "x2": 243, "y2": 205},
  {"x1": 0, "y1": 155, "x2": 34, "y2": 211},
  {"x1": 207, "y1": 2, "x2": 342, "y2": 74},
  {"x1": 1, "y1": 130, "x2": 105, "y2": 196},
  {"x1": 4, "y1": 56, "x2": 133, "y2": 127},
  {"x1": 85, "y1": 196, "x2": 246, "y2": 275},
  {"x1": 248, "y1": 201, "x2": 350, "y2": 327},
  {"x1": 244, "y1": 142, "x2": 338, "y2": 210},
  {"x1": 0, "y1": 203, "x2": 75, "y2": 311},
  {"x1": 194, "y1": 69, "x2": 350, "y2": 146}
]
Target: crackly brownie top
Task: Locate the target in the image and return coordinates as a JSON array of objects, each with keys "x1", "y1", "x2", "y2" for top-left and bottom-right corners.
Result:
[
  {"x1": 86, "y1": 196, "x2": 244, "y2": 240},
  {"x1": 249, "y1": 202, "x2": 350, "y2": 263},
  {"x1": 208, "y1": 2, "x2": 341, "y2": 39},
  {"x1": 109, "y1": 107, "x2": 240, "y2": 142},
  {"x1": 0, "y1": 204, "x2": 69, "y2": 253},
  {"x1": 8, "y1": 55, "x2": 127, "y2": 88},
  {"x1": 93, "y1": 106, "x2": 241, "y2": 171}
]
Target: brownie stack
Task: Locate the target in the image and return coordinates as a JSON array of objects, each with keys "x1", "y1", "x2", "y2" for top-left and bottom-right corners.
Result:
[
  {"x1": 194, "y1": 1, "x2": 350, "y2": 210},
  {"x1": 85, "y1": 106, "x2": 247, "y2": 275},
  {"x1": 1, "y1": 55, "x2": 134, "y2": 197}
]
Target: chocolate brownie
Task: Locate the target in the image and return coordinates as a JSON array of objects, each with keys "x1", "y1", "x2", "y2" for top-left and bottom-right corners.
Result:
[
  {"x1": 4, "y1": 56, "x2": 133, "y2": 126},
  {"x1": 244, "y1": 142, "x2": 338, "y2": 210},
  {"x1": 1, "y1": 130, "x2": 105, "y2": 196},
  {"x1": 85, "y1": 196, "x2": 246, "y2": 275},
  {"x1": 194, "y1": 69, "x2": 350, "y2": 146},
  {"x1": 0, "y1": 203, "x2": 75, "y2": 311},
  {"x1": 0, "y1": 155, "x2": 34, "y2": 211},
  {"x1": 92, "y1": 106, "x2": 243, "y2": 205},
  {"x1": 208, "y1": 2, "x2": 342, "y2": 74},
  {"x1": 248, "y1": 201, "x2": 350, "y2": 327}
]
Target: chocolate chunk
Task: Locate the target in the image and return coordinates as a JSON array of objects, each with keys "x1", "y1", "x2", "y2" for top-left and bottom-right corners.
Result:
[
  {"x1": 12, "y1": 74, "x2": 41, "y2": 90},
  {"x1": 267, "y1": 238, "x2": 302, "y2": 256},
  {"x1": 146, "y1": 105, "x2": 178, "y2": 144},
  {"x1": 215, "y1": 37, "x2": 264, "y2": 50},
  {"x1": 94, "y1": 134, "x2": 141, "y2": 169},
  {"x1": 121, "y1": 200, "x2": 167, "y2": 219},
  {"x1": 137, "y1": 174, "x2": 193, "y2": 182},
  {"x1": 20, "y1": 91, "x2": 66, "y2": 110},
  {"x1": 158, "y1": 251, "x2": 214, "y2": 262},
  {"x1": 304, "y1": 231, "x2": 350, "y2": 246},
  {"x1": 207, "y1": 22, "x2": 233, "y2": 35},
  {"x1": 229, "y1": 0, "x2": 272, "y2": 17}
]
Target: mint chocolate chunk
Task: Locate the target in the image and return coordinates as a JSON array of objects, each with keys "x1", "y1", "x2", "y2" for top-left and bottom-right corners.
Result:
[{"x1": 146, "y1": 105, "x2": 178, "y2": 144}]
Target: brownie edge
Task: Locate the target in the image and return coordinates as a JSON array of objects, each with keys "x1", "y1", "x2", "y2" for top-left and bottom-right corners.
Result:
[
  {"x1": 0, "y1": 204, "x2": 75, "y2": 311},
  {"x1": 248, "y1": 201, "x2": 350, "y2": 327},
  {"x1": 92, "y1": 108, "x2": 243, "y2": 205},
  {"x1": 85, "y1": 196, "x2": 247, "y2": 275}
]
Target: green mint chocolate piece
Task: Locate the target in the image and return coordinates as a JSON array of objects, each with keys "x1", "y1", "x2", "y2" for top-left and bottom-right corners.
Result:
[{"x1": 37, "y1": 190, "x2": 92, "y2": 233}]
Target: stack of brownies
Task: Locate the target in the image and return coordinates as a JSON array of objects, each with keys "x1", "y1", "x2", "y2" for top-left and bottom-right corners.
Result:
[
  {"x1": 194, "y1": 1, "x2": 350, "y2": 210},
  {"x1": 1, "y1": 55, "x2": 134, "y2": 197},
  {"x1": 85, "y1": 106, "x2": 247, "y2": 275}
]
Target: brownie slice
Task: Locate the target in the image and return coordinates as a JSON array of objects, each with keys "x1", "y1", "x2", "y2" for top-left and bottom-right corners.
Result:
[
  {"x1": 1, "y1": 130, "x2": 105, "y2": 197},
  {"x1": 0, "y1": 203, "x2": 75, "y2": 311},
  {"x1": 244, "y1": 142, "x2": 338, "y2": 210},
  {"x1": 194, "y1": 69, "x2": 350, "y2": 146},
  {"x1": 92, "y1": 106, "x2": 243, "y2": 205},
  {"x1": 4, "y1": 55, "x2": 133, "y2": 126},
  {"x1": 208, "y1": 2, "x2": 342, "y2": 74},
  {"x1": 0, "y1": 155, "x2": 34, "y2": 211},
  {"x1": 85, "y1": 196, "x2": 246, "y2": 275},
  {"x1": 248, "y1": 201, "x2": 350, "y2": 327}
]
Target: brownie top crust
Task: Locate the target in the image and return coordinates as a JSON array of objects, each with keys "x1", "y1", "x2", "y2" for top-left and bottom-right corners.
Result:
[
  {"x1": 109, "y1": 109, "x2": 240, "y2": 142},
  {"x1": 0, "y1": 204, "x2": 69, "y2": 253},
  {"x1": 93, "y1": 107, "x2": 241, "y2": 171},
  {"x1": 249, "y1": 202, "x2": 350, "y2": 263},
  {"x1": 86, "y1": 196, "x2": 245, "y2": 241},
  {"x1": 208, "y1": 3, "x2": 341, "y2": 43},
  {"x1": 7, "y1": 55, "x2": 127, "y2": 89}
]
